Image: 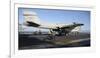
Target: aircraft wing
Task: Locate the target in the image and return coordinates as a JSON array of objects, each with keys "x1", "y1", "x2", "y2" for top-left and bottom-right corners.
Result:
[
  {"x1": 60, "y1": 23, "x2": 83, "y2": 30},
  {"x1": 26, "y1": 21, "x2": 40, "y2": 27}
]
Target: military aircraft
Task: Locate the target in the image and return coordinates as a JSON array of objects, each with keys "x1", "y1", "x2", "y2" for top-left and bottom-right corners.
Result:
[{"x1": 23, "y1": 11, "x2": 84, "y2": 36}]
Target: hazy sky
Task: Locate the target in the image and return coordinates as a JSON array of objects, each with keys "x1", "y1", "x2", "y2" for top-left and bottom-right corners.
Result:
[{"x1": 18, "y1": 8, "x2": 90, "y2": 32}]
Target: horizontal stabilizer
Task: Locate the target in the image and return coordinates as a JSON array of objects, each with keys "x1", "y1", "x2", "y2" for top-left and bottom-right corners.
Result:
[{"x1": 26, "y1": 21, "x2": 40, "y2": 27}]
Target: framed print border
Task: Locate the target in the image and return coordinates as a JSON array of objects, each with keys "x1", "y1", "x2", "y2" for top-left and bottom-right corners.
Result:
[{"x1": 10, "y1": 2, "x2": 96, "y2": 57}]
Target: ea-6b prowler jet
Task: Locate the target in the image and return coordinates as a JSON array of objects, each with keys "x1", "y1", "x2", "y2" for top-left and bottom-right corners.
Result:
[{"x1": 23, "y1": 11, "x2": 84, "y2": 36}]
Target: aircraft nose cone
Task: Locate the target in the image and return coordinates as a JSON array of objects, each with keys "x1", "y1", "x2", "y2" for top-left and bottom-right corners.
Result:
[{"x1": 80, "y1": 24, "x2": 84, "y2": 26}]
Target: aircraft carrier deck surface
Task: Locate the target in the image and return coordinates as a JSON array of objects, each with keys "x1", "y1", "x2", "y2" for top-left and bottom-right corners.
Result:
[{"x1": 18, "y1": 32, "x2": 90, "y2": 50}]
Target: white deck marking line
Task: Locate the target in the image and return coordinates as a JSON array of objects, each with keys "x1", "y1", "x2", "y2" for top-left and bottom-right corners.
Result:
[{"x1": 68, "y1": 38, "x2": 90, "y2": 44}]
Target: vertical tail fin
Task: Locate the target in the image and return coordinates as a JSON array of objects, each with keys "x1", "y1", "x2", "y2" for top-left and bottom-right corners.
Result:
[{"x1": 23, "y1": 11, "x2": 40, "y2": 25}]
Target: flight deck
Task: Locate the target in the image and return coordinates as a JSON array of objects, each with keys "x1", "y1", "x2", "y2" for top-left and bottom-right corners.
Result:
[{"x1": 19, "y1": 32, "x2": 90, "y2": 50}]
